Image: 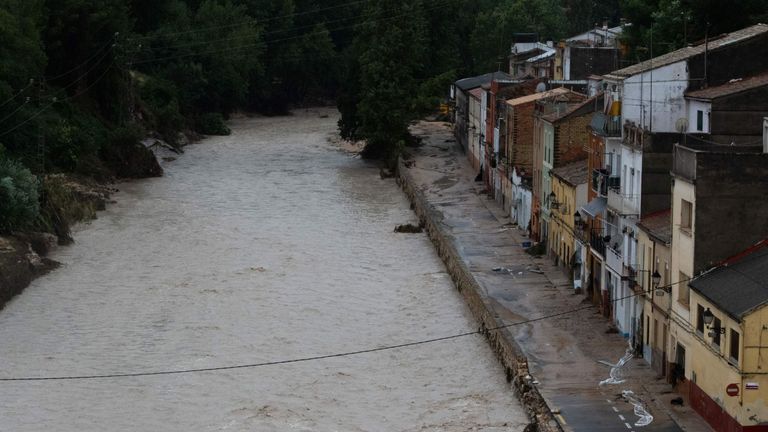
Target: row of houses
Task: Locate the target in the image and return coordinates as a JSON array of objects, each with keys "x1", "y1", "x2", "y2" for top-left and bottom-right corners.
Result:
[{"x1": 452, "y1": 22, "x2": 768, "y2": 432}]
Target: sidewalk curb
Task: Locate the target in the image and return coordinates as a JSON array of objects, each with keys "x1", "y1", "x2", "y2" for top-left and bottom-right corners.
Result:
[{"x1": 397, "y1": 159, "x2": 564, "y2": 432}]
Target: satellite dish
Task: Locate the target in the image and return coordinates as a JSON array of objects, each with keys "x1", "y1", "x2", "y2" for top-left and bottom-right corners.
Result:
[
  {"x1": 535, "y1": 82, "x2": 547, "y2": 93},
  {"x1": 675, "y1": 117, "x2": 689, "y2": 133}
]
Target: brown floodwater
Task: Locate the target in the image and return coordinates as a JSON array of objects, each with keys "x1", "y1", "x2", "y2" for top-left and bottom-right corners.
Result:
[{"x1": 0, "y1": 108, "x2": 527, "y2": 431}]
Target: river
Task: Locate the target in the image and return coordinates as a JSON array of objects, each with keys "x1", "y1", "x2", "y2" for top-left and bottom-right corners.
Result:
[{"x1": 0, "y1": 108, "x2": 527, "y2": 431}]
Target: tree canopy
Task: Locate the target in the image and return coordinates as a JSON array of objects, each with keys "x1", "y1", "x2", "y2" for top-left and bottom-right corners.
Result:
[{"x1": 0, "y1": 0, "x2": 764, "y2": 180}]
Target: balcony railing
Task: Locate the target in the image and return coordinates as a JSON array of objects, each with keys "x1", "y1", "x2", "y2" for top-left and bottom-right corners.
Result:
[
  {"x1": 591, "y1": 169, "x2": 610, "y2": 197},
  {"x1": 607, "y1": 189, "x2": 640, "y2": 216},
  {"x1": 590, "y1": 231, "x2": 607, "y2": 257},
  {"x1": 590, "y1": 112, "x2": 621, "y2": 137},
  {"x1": 605, "y1": 243, "x2": 623, "y2": 273}
]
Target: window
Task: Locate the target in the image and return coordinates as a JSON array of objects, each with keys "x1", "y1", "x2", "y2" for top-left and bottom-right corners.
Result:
[
  {"x1": 623, "y1": 165, "x2": 627, "y2": 193},
  {"x1": 646, "y1": 316, "x2": 651, "y2": 345},
  {"x1": 696, "y1": 110, "x2": 704, "y2": 131},
  {"x1": 680, "y1": 199, "x2": 693, "y2": 233},
  {"x1": 730, "y1": 329, "x2": 740, "y2": 365},
  {"x1": 712, "y1": 317, "x2": 722, "y2": 347},
  {"x1": 696, "y1": 304, "x2": 705, "y2": 334},
  {"x1": 678, "y1": 272, "x2": 690, "y2": 308}
]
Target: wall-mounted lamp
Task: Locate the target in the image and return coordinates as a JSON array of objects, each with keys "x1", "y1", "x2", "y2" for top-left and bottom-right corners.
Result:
[
  {"x1": 548, "y1": 191, "x2": 560, "y2": 209},
  {"x1": 702, "y1": 308, "x2": 726, "y2": 335}
]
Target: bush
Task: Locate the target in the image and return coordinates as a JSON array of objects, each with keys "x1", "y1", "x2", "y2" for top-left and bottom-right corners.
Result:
[
  {"x1": 196, "y1": 112, "x2": 231, "y2": 135},
  {"x1": 100, "y1": 126, "x2": 163, "y2": 178},
  {"x1": 138, "y1": 75, "x2": 186, "y2": 144},
  {"x1": 0, "y1": 158, "x2": 40, "y2": 233}
]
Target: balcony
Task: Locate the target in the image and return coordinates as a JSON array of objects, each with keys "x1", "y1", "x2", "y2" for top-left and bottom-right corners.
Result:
[
  {"x1": 590, "y1": 112, "x2": 621, "y2": 137},
  {"x1": 607, "y1": 189, "x2": 639, "y2": 216},
  {"x1": 591, "y1": 169, "x2": 609, "y2": 197},
  {"x1": 590, "y1": 231, "x2": 607, "y2": 257},
  {"x1": 605, "y1": 243, "x2": 623, "y2": 273}
]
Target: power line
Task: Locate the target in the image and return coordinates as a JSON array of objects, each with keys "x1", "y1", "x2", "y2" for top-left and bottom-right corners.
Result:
[
  {"x1": 127, "y1": 0, "x2": 375, "y2": 42},
  {"x1": 0, "y1": 80, "x2": 35, "y2": 110},
  {"x1": 45, "y1": 38, "x2": 116, "y2": 81},
  {"x1": 0, "y1": 41, "x2": 118, "y2": 137},
  {"x1": 0, "y1": 278, "x2": 693, "y2": 382},
  {"x1": 127, "y1": 2, "x2": 398, "y2": 55},
  {"x1": 1, "y1": 2, "x2": 444, "y2": 134},
  {"x1": 0, "y1": 96, "x2": 31, "y2": 124},
  {"x1": 130, "y1": 1, "x2": 450, "y2": 66},
  {"x1": 0, "y1": 61, "x2": 115, "y2": 139}
]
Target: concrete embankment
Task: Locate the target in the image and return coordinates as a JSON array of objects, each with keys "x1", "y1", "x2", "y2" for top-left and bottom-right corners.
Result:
[{"x1": 397, "y1": 160, "x2": 562, "y2": 432}]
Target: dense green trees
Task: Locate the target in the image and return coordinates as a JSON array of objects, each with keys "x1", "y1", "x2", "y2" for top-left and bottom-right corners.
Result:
[
  {"x1": 0, "y1": 0, "x2": 766, "y2": 232},
  {"x1": 0, "y1": 158, "x2": 39, "y2": 232},
  {"x1": 620, "y1": 0, "x2": 768, "y2": 60}
]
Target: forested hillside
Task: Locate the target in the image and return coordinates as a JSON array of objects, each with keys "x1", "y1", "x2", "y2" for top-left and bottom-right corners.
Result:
[{"x1": 1, "y1": 0, "x2": 765, "y2": 233}]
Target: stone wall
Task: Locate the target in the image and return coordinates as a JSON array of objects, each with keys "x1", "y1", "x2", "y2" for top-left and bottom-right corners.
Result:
[{"x1": 398, "y1": 161, "x2": 563, "y2": 432}]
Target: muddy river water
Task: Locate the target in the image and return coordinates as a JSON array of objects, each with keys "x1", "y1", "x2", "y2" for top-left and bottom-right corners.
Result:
[{"x1": 0, "y1": 109, "x2": 527, "y2": 431}]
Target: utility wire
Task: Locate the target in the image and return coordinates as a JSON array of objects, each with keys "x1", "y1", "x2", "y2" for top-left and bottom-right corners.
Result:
[
  {"x1": 0, "y1": 41, "x2": 117, "y2": 137},
  {"x1": 0, "y1": 80, "x2": 34, "y2": 110},
  {"x1": 45, "y1": 38, "x2": 116, "y2": 81},
  {"x1": 0, "y1": 278, "x2": 693, "y2": 382},
  {"x1": 0, "y1": 3, "x2": 440, "y2": 135},
  {"x1": 127, "y1": 0, "x2": 412, "y2": 55},
  {"x1": 127, "y1": 0, "x2": 375, "y2": 41},
  {"x1": 130, "y1": 1, "x2": 449, "y2": 66},
  {"x1": 0, "y1": 61, "x2": 115, "y2": 139},
  {"x1": 0, "y1": 97, "x2": 31, "y2": 124}
]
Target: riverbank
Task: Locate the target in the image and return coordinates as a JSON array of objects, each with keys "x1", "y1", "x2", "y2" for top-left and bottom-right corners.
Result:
[
  {"x1": 0, "y1": 175, "x2": 116, "y2": 309},
  {"x1": 398, "y1": 120, "x2": 713, "y2": 432},
  {"x1": 0, "y1": 132, "x2": 183, "y2": 310},
  {"x1": 0, "y1": 109, "x2": 531, "y2": 431},
  {"x1": 397, "y1": 144, "x2": 561, "y2": 432}
]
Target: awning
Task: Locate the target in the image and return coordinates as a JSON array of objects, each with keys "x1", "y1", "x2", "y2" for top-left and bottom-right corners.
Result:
[{"x1": 581, "y1": 197, "x2": 607, "y2": 218}]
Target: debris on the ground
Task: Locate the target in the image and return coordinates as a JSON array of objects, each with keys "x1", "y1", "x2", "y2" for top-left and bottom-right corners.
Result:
[
  {"x1": 671, "y1": 397, "x2": 684, "y2": 406},
  {"x1": 599, "y1": 342, "x2": 634, "y2": 386},
  {"x1": 623, "y1": 390, "x2": 654, "y2": 427},
  {"x1": 394, "y1": 223, "x2": 423, "y2": 233}
]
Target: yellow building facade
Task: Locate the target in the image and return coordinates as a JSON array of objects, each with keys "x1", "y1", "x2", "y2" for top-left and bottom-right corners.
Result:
[
  {"x1": 668, "y1": 152, "x2": 768, "y2": 431},
  {"x1": 685, "y1": 244, "x2": 768, "y2": 431},
  {"x1": 549, "y1": 161, "x2": 588, "y2": 276},
  {"x1": 636, "y1": 210, "x2": 672, "y2": 378}
]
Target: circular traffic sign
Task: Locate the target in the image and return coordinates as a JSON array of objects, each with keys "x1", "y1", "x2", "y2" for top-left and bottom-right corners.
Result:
[{"x1": 726, "y1": 383, "x2": 740, "y2": 397}]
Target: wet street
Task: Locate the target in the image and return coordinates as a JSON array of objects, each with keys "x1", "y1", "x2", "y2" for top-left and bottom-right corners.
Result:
[{"x1": 0, "y1": 109, "x2": 528, "y2": 431}]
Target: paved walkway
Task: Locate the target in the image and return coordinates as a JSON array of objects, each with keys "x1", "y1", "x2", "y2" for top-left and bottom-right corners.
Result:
[{"x1": 405, "y1": 121, "x2": 713, "y2": 432}]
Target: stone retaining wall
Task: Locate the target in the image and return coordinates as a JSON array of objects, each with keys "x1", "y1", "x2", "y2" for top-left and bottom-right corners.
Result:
[{"x1": 398, "y1": 161, "x2": 562, "y2": 432}]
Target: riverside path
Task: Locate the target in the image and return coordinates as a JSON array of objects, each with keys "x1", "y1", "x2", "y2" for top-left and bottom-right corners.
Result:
[{"x1": 403, "y1": 119, "x2": 715, "y2": 432}]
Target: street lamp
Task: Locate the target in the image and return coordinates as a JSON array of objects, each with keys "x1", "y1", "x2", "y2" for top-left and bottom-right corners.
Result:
[
  {"x1": 703, "y1": 307, "x2": 726, "y2": 335},
  {"x1": 548, "y1": 191, "x2": 560, "y2": 209},
  {"x1": 651, "y1": 270, "x2": 661, "y2": 286},
  {"x1": 574, "y1": 211, "x2": 582, "y2": 228},
  {"x1": 650, "y1": 270, "x2": 672, "y2": 296}
]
